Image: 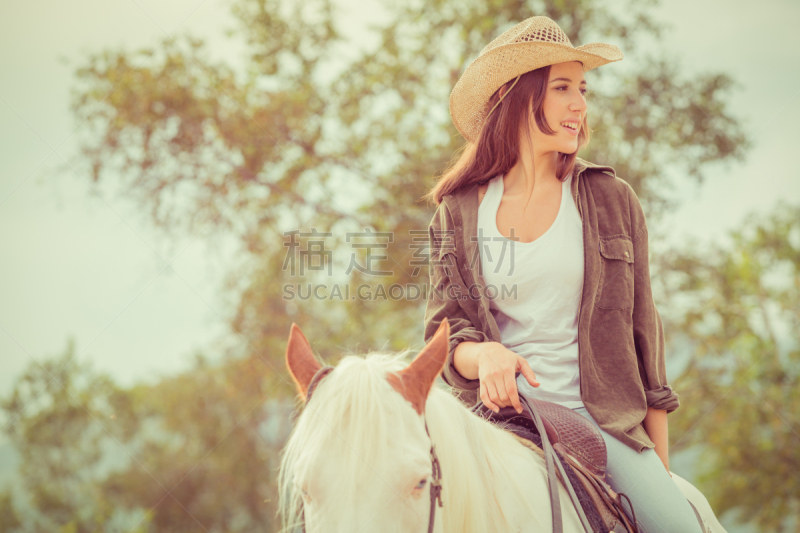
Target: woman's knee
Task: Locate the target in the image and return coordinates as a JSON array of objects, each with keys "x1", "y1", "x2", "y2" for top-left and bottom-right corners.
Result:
[
  {"x1": 570, "y1": 407, "x2": 703, "y2": 532},
  {"x1": 607, "y1": 453, "x2": 703, "y2": 533}
]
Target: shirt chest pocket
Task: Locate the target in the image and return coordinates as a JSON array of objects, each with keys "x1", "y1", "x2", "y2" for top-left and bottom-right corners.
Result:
[{"x1": 595, "y1": 235, "x2": 635, "y2": 310}]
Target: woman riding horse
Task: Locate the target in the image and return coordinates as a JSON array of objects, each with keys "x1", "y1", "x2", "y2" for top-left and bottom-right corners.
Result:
[{"x1": 422, "y1": 15, "x2": 703, "y2": 533}]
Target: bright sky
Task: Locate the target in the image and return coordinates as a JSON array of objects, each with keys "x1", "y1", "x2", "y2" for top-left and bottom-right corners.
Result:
[{"x1": 0, "y1": 0, "x2": 798, "y2": 419}]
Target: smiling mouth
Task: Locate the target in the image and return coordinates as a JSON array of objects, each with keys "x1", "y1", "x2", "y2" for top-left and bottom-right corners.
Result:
[{"x1": 561, "y1": 122, "x2": 580, "y2": 135}]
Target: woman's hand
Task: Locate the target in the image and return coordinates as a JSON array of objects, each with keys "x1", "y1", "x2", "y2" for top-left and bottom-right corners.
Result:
[{"x1": 476, "y1": 342, "x2": 539, "y2": 414}]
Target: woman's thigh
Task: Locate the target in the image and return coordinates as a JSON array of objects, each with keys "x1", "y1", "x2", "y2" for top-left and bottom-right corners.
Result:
[{"x1": 571, "y1": 406, "x2": 703, "y2": 533}]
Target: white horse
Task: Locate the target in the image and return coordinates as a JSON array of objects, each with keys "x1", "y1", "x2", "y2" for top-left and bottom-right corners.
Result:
[{"x1": 278, "y1": 319, "x2": 726, "y2": 533}]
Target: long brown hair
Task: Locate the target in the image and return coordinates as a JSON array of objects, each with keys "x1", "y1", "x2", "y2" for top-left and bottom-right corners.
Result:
[{"x1": 424, "y1": 65, "x2": 592, "y2": 205}]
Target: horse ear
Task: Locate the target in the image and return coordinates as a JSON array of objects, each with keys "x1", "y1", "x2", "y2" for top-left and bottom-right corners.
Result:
[
  {"x1": 387, "y1": 318, "x2": 450, "y2": 415},
  {"x1": 285, "y1": 323, "x2": 322, "y2": 400}
]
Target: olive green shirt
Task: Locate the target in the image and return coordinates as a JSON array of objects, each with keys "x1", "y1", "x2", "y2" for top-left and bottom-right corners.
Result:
[{"x1": 423, "y1": 157, "x2": 679, "y2": 453}]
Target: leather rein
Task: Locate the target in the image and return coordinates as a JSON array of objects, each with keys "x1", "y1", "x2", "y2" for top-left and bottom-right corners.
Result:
[{"x1": 300, "y1": 366, "x2": 443, "y2": 533}]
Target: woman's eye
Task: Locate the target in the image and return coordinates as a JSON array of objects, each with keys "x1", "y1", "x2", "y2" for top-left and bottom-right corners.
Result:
[
  {"x1": 556, "y1": 86, "x2": 589, "y2": 96},
  {"x1": 416, "y1": 478, "x2": 428, "y2": 489}
]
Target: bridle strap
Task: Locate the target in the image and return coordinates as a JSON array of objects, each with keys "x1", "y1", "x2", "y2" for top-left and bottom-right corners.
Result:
[
  {"x1": 424, "y1": 419, "x2": 443, "y2": 533},
  {"x1": 299, "y1": 366, "x2": 443, "y2": 533},
  {"x1": 304, "y1": 366, "x2": 334, "y2": 404}
]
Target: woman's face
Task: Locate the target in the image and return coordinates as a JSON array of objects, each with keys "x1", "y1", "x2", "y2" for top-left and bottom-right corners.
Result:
[{"x1": 527, "y1": 61, "x2": 588, "y2": 155}]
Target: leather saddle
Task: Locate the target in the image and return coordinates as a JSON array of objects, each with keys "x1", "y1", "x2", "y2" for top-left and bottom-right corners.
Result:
[
  {"x1": 472, "y1": 394, "x2": 641, "y2": 532},
  {"x1": 472, "y1": 396, "x2": 608, "y2": 478},
  {"x1": 471, "y1": 394, "x2": 710, "y2": 533}
]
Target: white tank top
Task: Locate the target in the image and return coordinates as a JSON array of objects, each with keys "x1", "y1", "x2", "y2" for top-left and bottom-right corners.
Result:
[{"x1": 477, "y1": 171, "x2": 585, "y2": 409}]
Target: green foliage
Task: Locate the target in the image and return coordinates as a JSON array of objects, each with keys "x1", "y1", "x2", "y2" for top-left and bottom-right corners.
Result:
[
  {"x1": 659, "y1": 201, "x2": 800, "y2": 531},
  {"x1": 1, "y1": 340, "x2": 120, "y2": 532},
  {"x1": 1, "y1": 341, "x2": 285, "y2": 532},
  {"x1": 0, "y1": 489, "x2": 22, "y2": 532}
]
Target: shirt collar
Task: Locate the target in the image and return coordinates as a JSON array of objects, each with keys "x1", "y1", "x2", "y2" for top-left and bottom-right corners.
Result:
[{"x1": 444, "y1": 157, "x2": 616, "y2": 210}]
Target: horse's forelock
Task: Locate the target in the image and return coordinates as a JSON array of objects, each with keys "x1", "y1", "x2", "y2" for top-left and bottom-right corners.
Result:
[{"x1": 283, "y1": 350, "x2": 423, "y2": 470}]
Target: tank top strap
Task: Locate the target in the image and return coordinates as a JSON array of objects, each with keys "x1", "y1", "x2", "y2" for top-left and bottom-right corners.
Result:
[{"x1": 481, "y1": 174, "x2": 504, "y2": 219}]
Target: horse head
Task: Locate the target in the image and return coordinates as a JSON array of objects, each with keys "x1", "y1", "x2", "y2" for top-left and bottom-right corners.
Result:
[{"x1": 278, "y1": 319, "x2": 450, "y2": 533}]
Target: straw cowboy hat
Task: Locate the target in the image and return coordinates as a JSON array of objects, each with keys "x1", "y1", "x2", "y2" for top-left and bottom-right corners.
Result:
[{"x1": 449, "y1": 16, "x2": 623, "y2": 143}]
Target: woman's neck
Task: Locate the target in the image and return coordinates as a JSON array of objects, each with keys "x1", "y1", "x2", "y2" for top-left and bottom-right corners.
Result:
[{"x1": 503, "y1": 150, "x2": 560, "y2": 199}]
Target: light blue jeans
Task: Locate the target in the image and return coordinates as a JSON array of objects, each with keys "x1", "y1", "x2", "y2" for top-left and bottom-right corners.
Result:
[{"x1": 571, "y1": 406, "x2": 703, "y2": 533}]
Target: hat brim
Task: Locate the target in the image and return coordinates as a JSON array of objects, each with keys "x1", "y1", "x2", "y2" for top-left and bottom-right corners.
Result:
[{"x1": 450, "y1": 41, "x2": 623, "y2": 142}]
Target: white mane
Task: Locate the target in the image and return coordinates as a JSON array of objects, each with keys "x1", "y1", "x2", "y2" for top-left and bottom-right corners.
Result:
[{"x1": 277, "y1": 351, "x2": 550, "y2": 533}]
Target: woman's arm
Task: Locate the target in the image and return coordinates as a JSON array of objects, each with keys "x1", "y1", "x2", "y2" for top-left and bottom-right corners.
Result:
[
  {"x1": 423, "y1": 205, "x2": 486, "y2": 392},
  {"x1": 643, "y1": 406, "x2": 671, "y2": 476},
  {"x1": 627, "y1": 183, "x2": 680, "y2": 414},
  {"x1": 453, "y1": 341, "x2": 482, "y2": 380},
  {"x1": 626, "y1": 183, "x2": 676, "y2": 476}
]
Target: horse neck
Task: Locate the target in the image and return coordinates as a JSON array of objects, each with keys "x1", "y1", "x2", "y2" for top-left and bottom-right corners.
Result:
[{"x1": 425, "y1": 390, "x2": 549, "y2": 533}]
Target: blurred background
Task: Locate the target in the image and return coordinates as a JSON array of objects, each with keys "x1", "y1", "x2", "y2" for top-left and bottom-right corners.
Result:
[{"x1": 1, "y1": 0, "x2": 798, "y2": 531}]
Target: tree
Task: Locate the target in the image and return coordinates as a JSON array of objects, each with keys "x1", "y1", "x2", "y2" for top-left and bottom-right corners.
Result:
[
  {"x1": 1, "y1": 341, "x2": 134, "y2": 532},
  {"x1": 68, "y1": 0, "x2": 745, "y2": 367},
  {"x1": 657, "y1": 201, "x2": 800, "y2": 531},
  {"x1": 1, "y1": 339, "x2": 289, "y2": 532}
]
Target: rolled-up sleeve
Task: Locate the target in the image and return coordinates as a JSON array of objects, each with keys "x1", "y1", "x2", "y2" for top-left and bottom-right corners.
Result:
[
  {"x1": 423, "y1": 205, "x2": 482, "y2": 392},
  {"x1": 627, "y1": 184, "x2": 680, "y2": 414}
]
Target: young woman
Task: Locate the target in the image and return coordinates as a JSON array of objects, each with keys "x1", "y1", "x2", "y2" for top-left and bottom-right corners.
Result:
[{"x1": 422, "y1": 16, "x2": 702, "y2": 532}]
